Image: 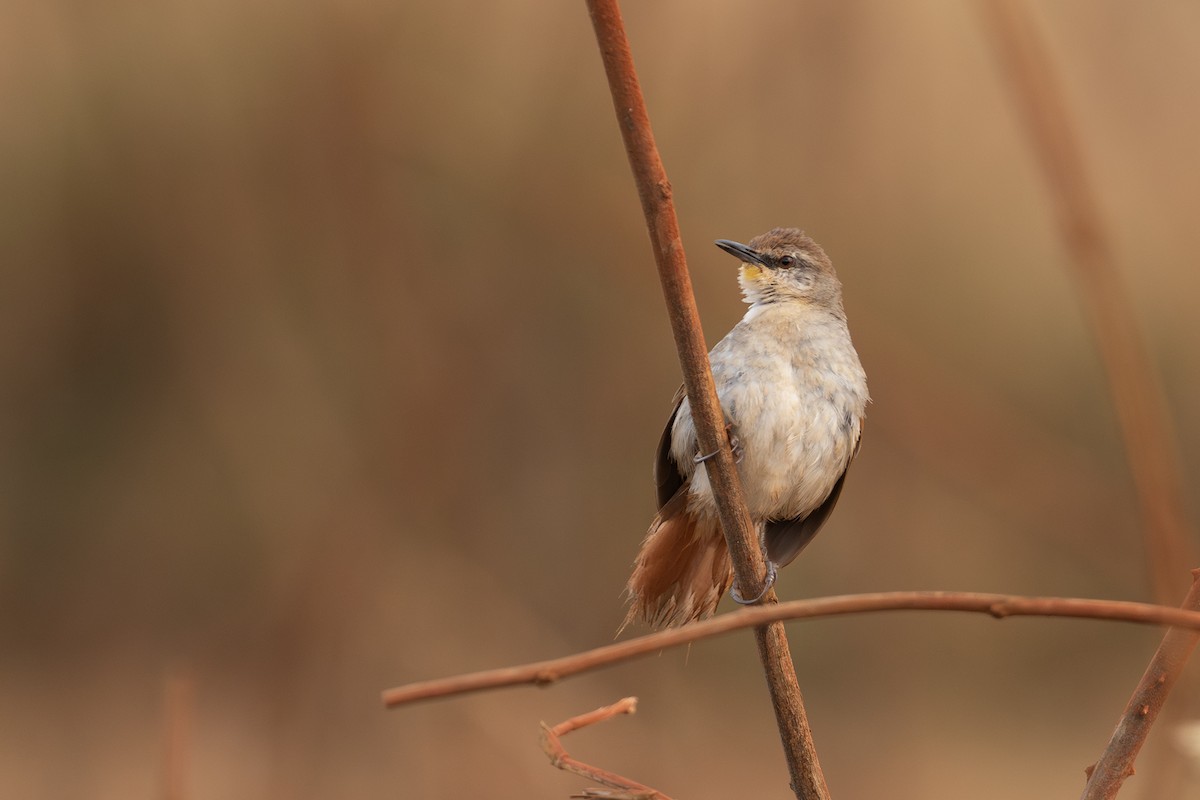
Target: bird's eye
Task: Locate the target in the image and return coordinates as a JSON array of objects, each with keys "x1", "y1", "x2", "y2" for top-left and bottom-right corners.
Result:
[{"x1": 779, "y1": 255, "x2": 795, "y2": 268}]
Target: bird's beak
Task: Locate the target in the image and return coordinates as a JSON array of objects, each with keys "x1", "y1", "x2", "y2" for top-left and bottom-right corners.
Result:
[{"x1": 715, "y1": 239, "x2": 769, "y2": 267}]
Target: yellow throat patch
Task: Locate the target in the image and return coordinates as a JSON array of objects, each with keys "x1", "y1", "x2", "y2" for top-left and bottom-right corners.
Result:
[{"x1": 740, "y1": 264, "x2": 764, "y2": 281}]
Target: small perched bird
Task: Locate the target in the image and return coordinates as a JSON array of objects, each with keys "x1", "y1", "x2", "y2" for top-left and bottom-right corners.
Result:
[{"x1": 625, "y1": 228, "x2": 869, "y2": 629}]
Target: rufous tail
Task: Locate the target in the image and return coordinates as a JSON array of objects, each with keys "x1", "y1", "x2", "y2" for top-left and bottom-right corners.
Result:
[{"x1": 621, "y1": 496, "x2": 732, "y2": 631}]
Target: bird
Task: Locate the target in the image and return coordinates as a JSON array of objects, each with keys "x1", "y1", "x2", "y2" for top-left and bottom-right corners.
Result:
[{"x1": 623, "y1": 227, "x2": 868, "y2": 629}]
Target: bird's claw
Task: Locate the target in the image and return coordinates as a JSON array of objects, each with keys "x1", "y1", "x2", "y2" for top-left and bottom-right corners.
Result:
[
  {"x1": 693, "y1": 424, "x2": 743, "y2": 464},
  {"x1": 730, "y1": 560, "x2": 778, "y2": 605}
]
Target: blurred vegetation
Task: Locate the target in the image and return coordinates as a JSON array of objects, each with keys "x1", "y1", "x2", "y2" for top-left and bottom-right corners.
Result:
[{"x1": 1, "y1": 1, "x2": 1198, "y2": 798}]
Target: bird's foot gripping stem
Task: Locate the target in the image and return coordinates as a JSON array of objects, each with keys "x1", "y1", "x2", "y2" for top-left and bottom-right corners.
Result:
[
  {"x1": 730, "y1": 560, "x2": 777, "y2": 605},
  {"x1": 694, "y1": 424, "x2": 743, "y2": 465}
]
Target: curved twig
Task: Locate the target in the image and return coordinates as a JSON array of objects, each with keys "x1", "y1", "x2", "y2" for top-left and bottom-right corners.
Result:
[
  {"x1": 540, "y1": 697, "x2": 673, "y2": 800},
  {"x1": 383, "y1": 588, "x2": 1200, "y2": 708}
]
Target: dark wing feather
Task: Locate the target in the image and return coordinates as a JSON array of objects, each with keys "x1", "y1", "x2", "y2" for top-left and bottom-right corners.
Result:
[
  {"x1": 764, "y1": 423, "x2": 864, "y2": 567},
  {"x1": 763, "y1": 469, "x2": 847, "y2": 567},
  {"x1": 654, "y1": 387, "x2": 687, "y2": 510}
]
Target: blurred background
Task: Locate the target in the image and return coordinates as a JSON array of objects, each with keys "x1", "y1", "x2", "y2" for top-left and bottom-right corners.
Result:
[{"x1": 2, "y1": 1, "x2": 1199, "y2": 798}]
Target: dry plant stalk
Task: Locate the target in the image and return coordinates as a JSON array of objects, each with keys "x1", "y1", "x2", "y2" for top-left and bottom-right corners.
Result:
[
  {"x1": 540, "y1": 697, "x2": 673, "y2": 800},
  {"x1": 583, "y1": 0, "x2": 827, "y2": 797},
  {"x1": 1081, "y1": 570, "x2": 1200, "y2": 799},
  {"x1": 983, "y1": 5, "x2": 1199, "y2": 793},
  {"x1": 163, "y1": 671, "x2": 193, "y2": 800},
  {"x1": 382, "y1": 589, "x2": 1200, "y2": 708},
  {"x1": 980, "y1": 0, "x2": 1194, "y2": 605}
]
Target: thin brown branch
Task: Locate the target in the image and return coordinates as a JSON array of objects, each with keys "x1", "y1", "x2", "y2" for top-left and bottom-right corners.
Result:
[
  {"x1": 382, "y1": 588, "x2": 1200, "y2": 708},
  {"x1": 583, "y1": 1, "x2": 825, "y2": 798},
  {"x1": 162, "y1": 670, "x2": 193, "y2": 800},
  {"x1": 1081, "y1": 570, "x2": 1200, "y2": 799},
  {"x1": 582, "y1": 2, "x2": 767, "y2": 598},
  {"x1": 980, "y1": 0, "x2": 1195, "y2": 605},
  {"x1": 540, "y1": 697, "x2": 672, "y2": 800}
]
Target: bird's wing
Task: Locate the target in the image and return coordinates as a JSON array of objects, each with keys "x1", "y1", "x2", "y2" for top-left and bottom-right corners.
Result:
[
  {"x1": 654, "y1": 386, "x2": 687, "y2": 510},
  {"x1": 763, "y1": 422, "x2": 864, "y2": 568}
]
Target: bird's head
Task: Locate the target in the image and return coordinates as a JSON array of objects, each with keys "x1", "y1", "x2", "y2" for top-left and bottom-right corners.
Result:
[{"x1": 715, "y1": 228, "x2": 844, "y2": 312}]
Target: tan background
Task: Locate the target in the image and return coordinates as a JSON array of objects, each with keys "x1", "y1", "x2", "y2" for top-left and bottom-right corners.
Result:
[{"x1": 3, "y1": 1, "x2": 1199, "y2": 798}]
